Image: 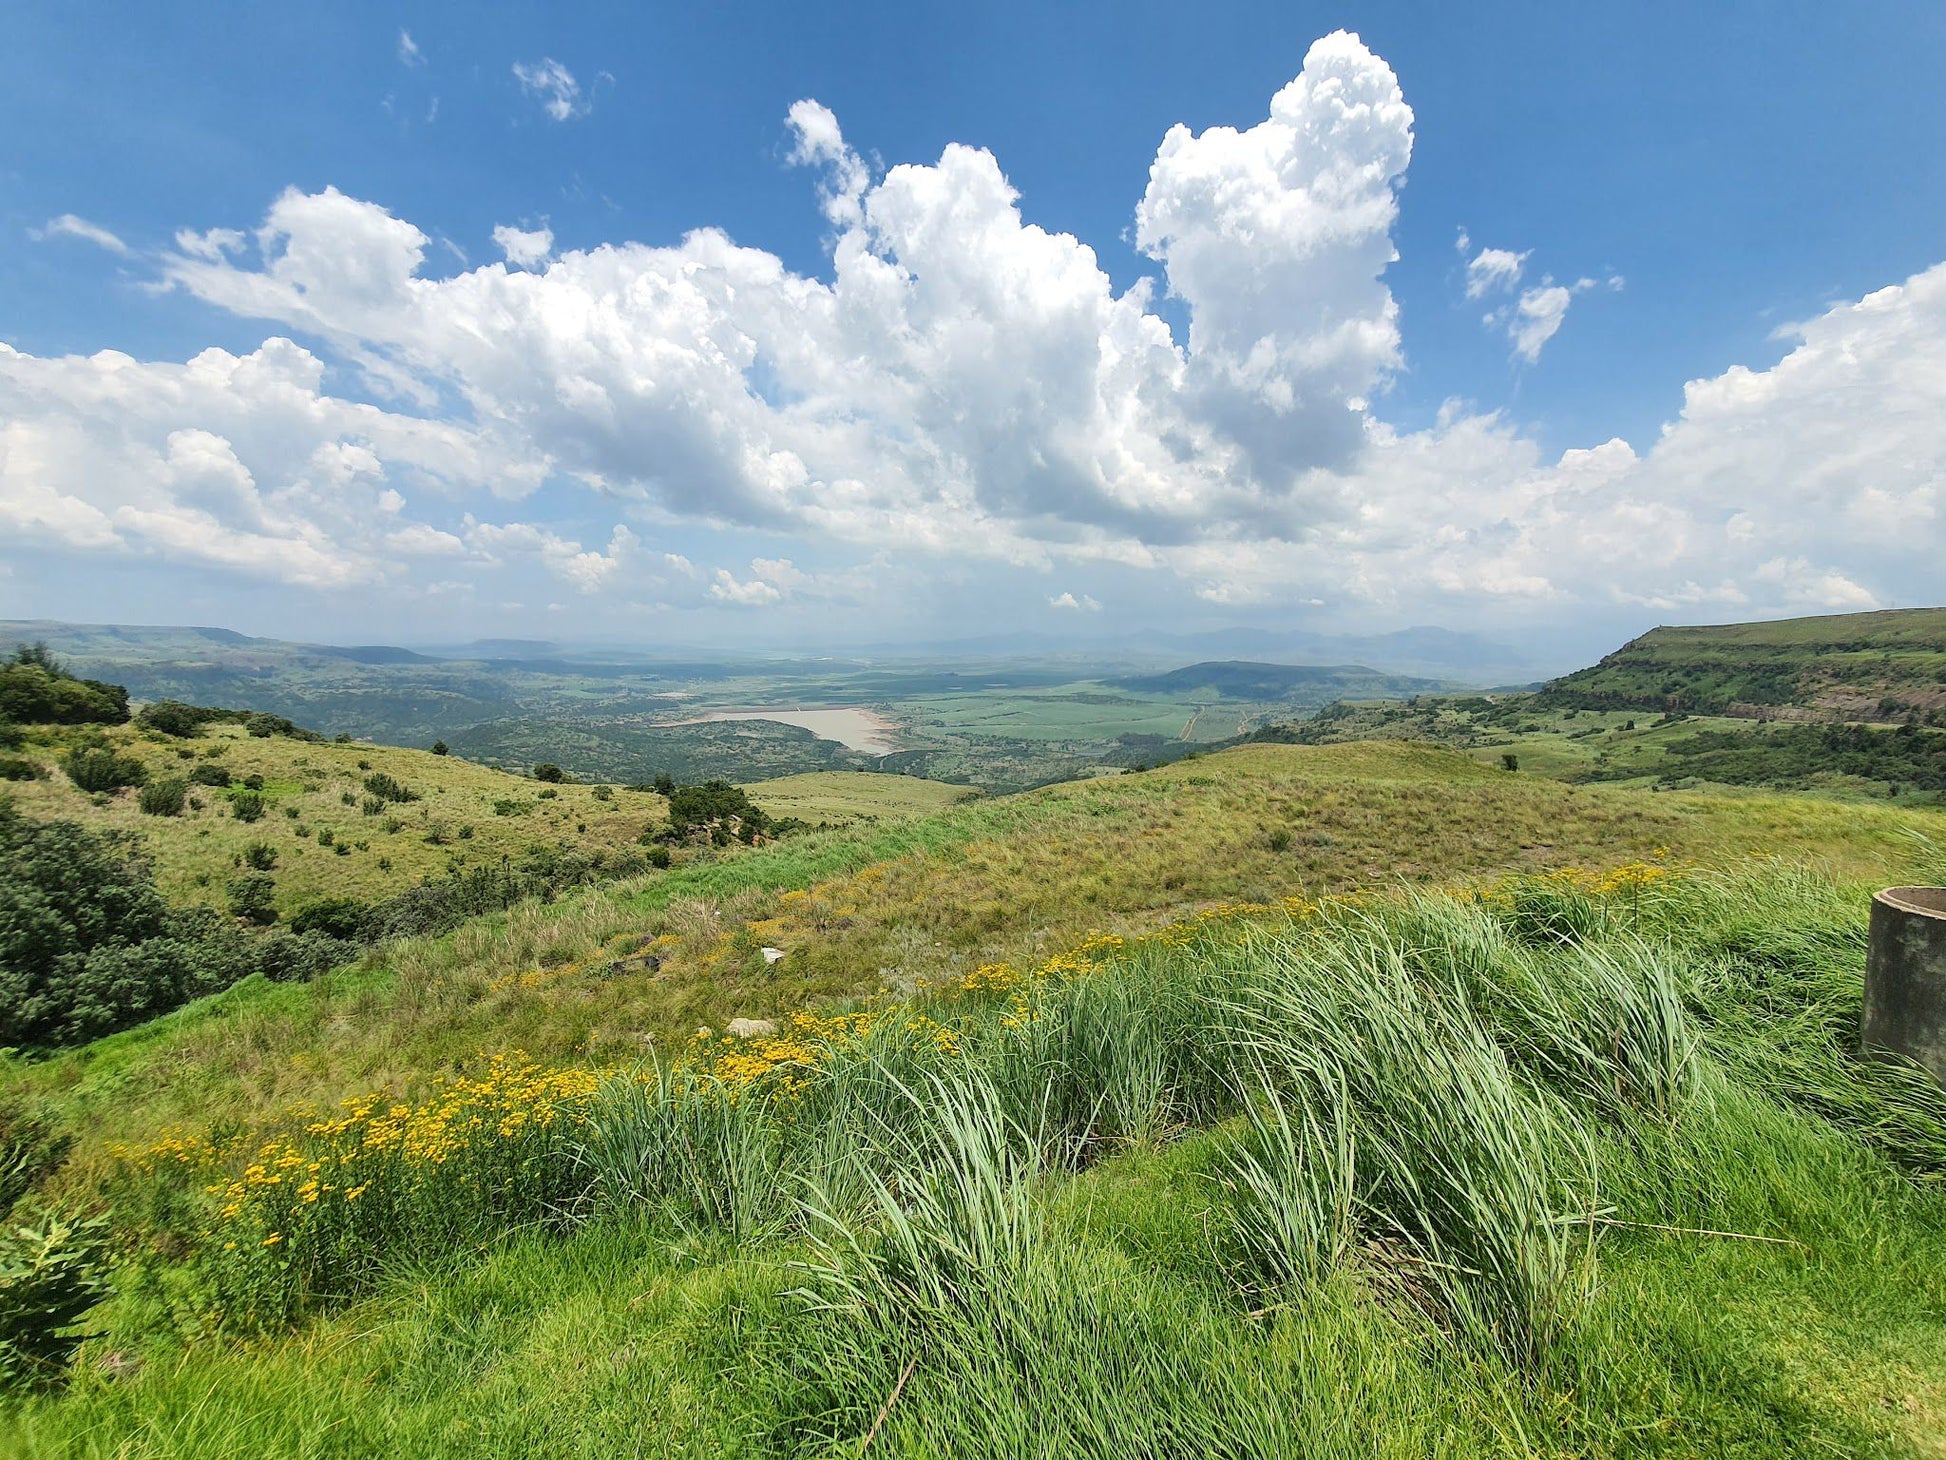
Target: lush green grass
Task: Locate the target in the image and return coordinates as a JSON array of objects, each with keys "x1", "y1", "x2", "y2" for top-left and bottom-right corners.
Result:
[{"x1": 7, "y1": 857, "x2": 1946, "y2": 1455}]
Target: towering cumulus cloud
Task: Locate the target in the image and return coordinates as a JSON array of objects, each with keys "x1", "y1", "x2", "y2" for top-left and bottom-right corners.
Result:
[{"x1": 2, "y1": 30, "x2": 1941, "y2": 627}]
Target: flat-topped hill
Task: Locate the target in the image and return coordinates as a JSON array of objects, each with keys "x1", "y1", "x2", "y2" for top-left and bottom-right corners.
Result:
[{"x1": 1541, "y1": 606, "x2": 1946, "y2": 722}]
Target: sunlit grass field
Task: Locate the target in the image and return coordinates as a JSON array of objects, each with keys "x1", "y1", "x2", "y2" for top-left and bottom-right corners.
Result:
[{"x1": 741, "y1": 770, "x2": 978, "y2": 823}]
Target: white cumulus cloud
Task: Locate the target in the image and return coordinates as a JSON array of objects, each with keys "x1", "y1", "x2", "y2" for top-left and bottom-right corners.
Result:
[
  {"x1": 0, "y1": 30, "x2": 1938, "y2": 636},
  {"x1": 492, "y1": 224, "x2": 554, "y2": 267}
]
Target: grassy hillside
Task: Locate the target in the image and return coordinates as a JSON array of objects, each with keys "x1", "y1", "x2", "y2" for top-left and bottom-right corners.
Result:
[
  {"x1": 740, "y1": 770, "x2": 979, "y2": 823},
  {"x1": 5, "y1": 816, "x2": 1946, "y2": 1453},
  {"x1": 7, "y1": 741, "x2": 1938, "y2": 1173},
  {"x1": 1, "y1": 721, "x2": 662, "y2": 916},
  {"x1": 1266, "y1": 697, "x2": 1946, "y2": 803},
  {"x1": 1540, "y1": 606, "x2": 1946, "y2": 722}
]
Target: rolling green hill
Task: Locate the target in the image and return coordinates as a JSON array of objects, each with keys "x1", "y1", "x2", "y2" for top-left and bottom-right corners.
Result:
[
  {"x1": 3, "y1": 740, "x2": 1944, "y2": 1454},
  {"x1": 1539, "y1": 606, "x2": 1946, "y2": 722},
  {"x1": 1113, "y1": 659, "x2": 1451, "y2": 702}
]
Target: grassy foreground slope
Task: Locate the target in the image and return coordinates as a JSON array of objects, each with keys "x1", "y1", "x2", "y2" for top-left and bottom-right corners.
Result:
[
  {"x1": 1542, "y1": 606, "x2": 1946, "y2": 722},
  {"x1": 7, "y1": 825, "x2": 1946, "y2": 1455},
  {"x1": 7, "y1": 742, "x2": 1938, "y2": 1177}
]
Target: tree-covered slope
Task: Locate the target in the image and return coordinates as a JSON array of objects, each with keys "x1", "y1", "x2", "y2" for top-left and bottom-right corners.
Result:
[{"x1": 1540, "y1": 606, "x2": 1946, "y2": 722}]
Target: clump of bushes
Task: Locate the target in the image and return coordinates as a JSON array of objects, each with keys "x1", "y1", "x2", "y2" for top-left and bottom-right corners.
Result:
[
  {"x1": 230, "y1": 790, "x2": 267, "y2": 823},
  {"x1": 0, "y1": 802, "x2": 346, "y2": 1049},
  {"x1": 0, "y1": 757, "x2": 42, "y2": 783},
  {"x1": 188, "y1": 764, "x2": 231, "y2": 788},
  {"x1": 0, "y1": 644, "x2": 128, "y2": 727},
  {"x1": 532, "y1": 763, "x2": 568, "y2": 783},
  {"x1": 62, "y1": 747, "x2": 147, "y2": 794}
]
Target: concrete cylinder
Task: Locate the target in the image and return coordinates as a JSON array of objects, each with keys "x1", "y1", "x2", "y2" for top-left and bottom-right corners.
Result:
[{"x1": 1863, "y1": 887, "x2": 1946, "y2": 1088}]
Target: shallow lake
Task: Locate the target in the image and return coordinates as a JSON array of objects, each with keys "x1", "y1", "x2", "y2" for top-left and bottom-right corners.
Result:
[{"x1": 683, "y1": 706, "x2": 900, "y2": 754}]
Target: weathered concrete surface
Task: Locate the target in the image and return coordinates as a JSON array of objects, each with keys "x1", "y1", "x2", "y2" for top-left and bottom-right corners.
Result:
[{"x1": 1864, "y1": 886, "x2": 1946, "y2": 1088}]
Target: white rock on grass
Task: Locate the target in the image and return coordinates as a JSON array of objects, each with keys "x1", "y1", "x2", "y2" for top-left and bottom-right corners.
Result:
[
  {"x1": 761, "y1": 946, "x2": 787, "y2": 965},
  {"x1": 727, "y1": 1017, "x2": 778, "y2": 1039}
]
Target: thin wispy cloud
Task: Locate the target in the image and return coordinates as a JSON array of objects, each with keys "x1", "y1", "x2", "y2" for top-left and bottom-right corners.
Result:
[
  {"x1": 513, "y1": 58, "x2": 589, "y2": 121},
  {"x1": 31, "y1": 213, "x2": 128, "y2": 254}
]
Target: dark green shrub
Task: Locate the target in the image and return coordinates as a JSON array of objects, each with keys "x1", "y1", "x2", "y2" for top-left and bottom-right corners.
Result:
[
  {"x1": 537, "y1": 787, "x2": 559, "y2": 800},
  {"x1": 532, "y1": 763, "x2": 566, "y2": 783},
  {"x1": 0, "y1": 645, "x2": 128, "y2": 727},
  {"x1": 230, "y1": 790, "x2": 266, "y2": 823},
  {"x1": 431, "y1": 741, "x2": 449, "y2": 756},
  {"x1": 226, "y1": 873, "x2": 278, "y2": 925},
  {"x1": 0, "y1": 1212, "x2": 112, "y2": 1389},
  {"x1": 240, "y1": 842, "x2": 278, "y2": 872},
  {"x1": 0, "y1": 722, "x2": 22, "y2": 752},
  {"x1": 361, "y1": 796, "x2": 385, "y2": 817},
  {"x1": 652, "y1": 772, "x2": 675, "y2": 796},
  {"x1": 188, "y1": 764, "x2": 231, "y2": 788},
  {"x1": 591, "y1": 784, "x2": 613, "y2": 801},
  {"x1": 362, "y1": 771, "x2": 418, "y2": 804},
  {"x1": 289, "y1": 898, "x2": 373, "y2": 942},
  {"x1": 62, "y1": 748, "x2": 147, "y2": 794},
  {"x1": 245, "y1": 711, "x2": 321, "y2": 741},
  {"x1": 134, "y1": 700, "x2": 216, "y2": 738},
  {"x1": 316, "y1": 828, "x2": 334, "y2": 847},
  {"x1": 137, "y1": 777, "x2": 188, "y2": 817},
  {"x1": 645, "y1": 845, "x2": 672, "y2": 869},
  {"x1": 1500, "y1": 752, "x2": 1520, "y2": 772},
  {"x1": 0, "y1": 758, "x2": 42, "y2": 783},
  {"x1": 241, "y1": 773, "x2": 264, "y2": 791}
]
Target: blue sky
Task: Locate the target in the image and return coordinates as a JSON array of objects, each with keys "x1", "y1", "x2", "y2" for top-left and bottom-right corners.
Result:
[{"x1": 3, "y1": 2, "x2": 1943, "y2": 659}]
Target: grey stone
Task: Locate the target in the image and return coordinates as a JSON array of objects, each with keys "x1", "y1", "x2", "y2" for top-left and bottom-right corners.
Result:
[{"x1": 1864, "y1": 886, "x2": 1946, "y2": 1088}]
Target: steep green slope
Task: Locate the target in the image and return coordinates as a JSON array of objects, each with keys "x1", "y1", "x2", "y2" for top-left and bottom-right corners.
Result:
[{"x1": 1541, "y1": 606, "x2": 1946, "y2": 722}]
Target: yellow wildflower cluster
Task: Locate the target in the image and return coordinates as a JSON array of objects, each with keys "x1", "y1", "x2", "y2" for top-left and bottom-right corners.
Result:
[
  {"x1": 194, "y1": 1054, "x2": 602, "y2": 1228},
  {"x1": 485, "y1": 959, "x2": 588, "y2": 995},
  {"x1": 696, "y1": 1008, "x2": 962, "y2": 1095}
]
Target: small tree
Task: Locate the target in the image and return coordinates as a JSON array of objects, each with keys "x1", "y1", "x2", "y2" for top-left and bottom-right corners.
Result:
[
  {"x1": 240, "y1": 842, "x2": 278, "y2": 871},
  {"x1": 532, "y1": 763, "x2": 566, "y2": 784},
  {"x1": 431, "y1": 741, "x2": 449, "y2": 756},
  {"x1": 1500, "y1": 752, "x2": 1520, "y2": 773},
  {"x1": 230, "y1": 790, "x2": 267, "y2": 823}
]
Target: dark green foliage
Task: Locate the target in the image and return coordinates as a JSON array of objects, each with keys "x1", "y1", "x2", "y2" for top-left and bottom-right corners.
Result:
[
  {"x1": 0, "y1": 645, "x2": 128, "y2": 728},
  {"x1": 361, "y1": 771, "x2": 418, "y2": 804},
  {"x1": 532, "y1": 762, "x2": 567, "y2": 783},
  {"x1": 187, "y1": 764, "x2": 231, "y2": 788},
  {"x1": 226, "y1": 873, "x2": 278, "y2": 925},
  {"x1": 61, "y1": 747, "x2": 146, "y2": 794},
  {"x1": 244, "y1": 711, "x2": 321, "y2": 742},
  {"x1": 0, "y1": 801, "x2": 242, "y2": 1047},
  {"x1": 653, "y1": 772, "x2": 676, "y2": 795},
  {"x1": 288, "y1": 898, "x2": 374, "y2": 942},
  {"x1": 134, "y1": 700, "x2": 223, "y2": 737},
  {"x1": 1500, "y1": 752, "x2": 1519, "y2": 772},
  {"x1": 240, "y1": 842, "x2": 278, "y2": 872},
  {"x1": 137, "y1": 777, "x2": 188, "y2": 817},
  {"x1": 0, "y1": 757, "x2": 42, "y2": 783},
  {"x1": 645, "y1": 845, "x2": 672, "y2": 868},
  {"x1": 430, "y1": 741, "x2": 449, "y2": 756},
  {"x1": 0, "y1": 1211, "x2": 111, "y2": 1389},
  {"x1": 0, "y1": 722, "x2": 22, "y2": 751},
  {"x1": 1659, "y1": 723, "x2": 1946, "y2": 793},
  {"x1": 663, "y1": 779, "x2": 771, "y2": 843},
  {"x1": 229, "y1": 790, "x2": 266, "y2": 823}
]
